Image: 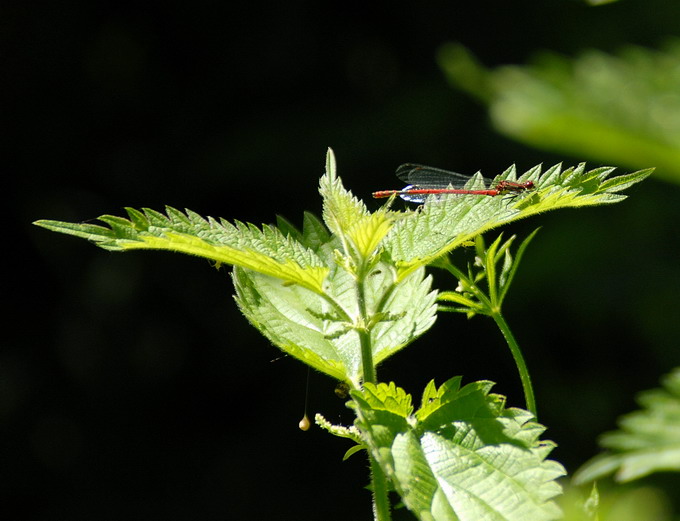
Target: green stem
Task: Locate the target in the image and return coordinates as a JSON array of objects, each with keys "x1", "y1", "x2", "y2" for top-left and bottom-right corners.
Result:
[
  {"x1": 369, "y1": 452, "x2": 392, "y2": 521},
  {"x1": 359, "y1": 328, "x2": 376, "y2": 384},
  {"x1": 355, "y1": 269, "x2": 387, "y2": 518},
  {"x1": 491, "y1": 311, "x2": 537, "y2": 418},
  {"x1": 356, "y1": 275, "x2": 376, "y2": 385}
]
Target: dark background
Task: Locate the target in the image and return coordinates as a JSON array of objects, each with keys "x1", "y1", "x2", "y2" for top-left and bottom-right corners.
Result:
[{"x1": 8, "y1": 1, "x2": 680, "y2": 519}]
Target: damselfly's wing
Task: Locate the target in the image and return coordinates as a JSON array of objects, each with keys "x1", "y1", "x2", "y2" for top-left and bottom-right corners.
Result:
[
  {"x1": 395, "y1": 164, "x2": 479, "y2": 189},
  {"x1": 394, "y1": 164, "x2": 490, "y2": 203}
]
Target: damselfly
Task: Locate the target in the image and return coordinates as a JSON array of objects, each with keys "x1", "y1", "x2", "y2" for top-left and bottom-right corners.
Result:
[{"x1": 373, "y1": 164, "x2": 535, "y2": 203}]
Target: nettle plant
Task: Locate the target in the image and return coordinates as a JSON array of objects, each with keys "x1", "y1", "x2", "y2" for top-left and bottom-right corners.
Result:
[{"x1": 35, "y1": 149, "x2": 651, "y2": 521}]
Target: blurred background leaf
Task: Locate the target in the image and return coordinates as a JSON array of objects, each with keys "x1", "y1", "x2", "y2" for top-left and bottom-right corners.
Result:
[
  {"x1": 574, "y1": 368, "x2": 680, "y2": 484},
  {"x1": 439, "y1": 40, "x2": 680, "y2": 183}
]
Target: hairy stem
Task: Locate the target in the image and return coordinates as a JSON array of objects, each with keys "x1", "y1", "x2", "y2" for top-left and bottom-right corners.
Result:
[
  {"x1": 355, "y1": 265, "x2": 388, "y2": 517},
  {"x1": 369, "y1": 451, "x2": 392, "y2": 521},
  {"x1": 356, "y1": 274, "x2": 376, "y2": 384},
  {"x1": 492, "y1": 311, "x2": 537, "y2": 417}
]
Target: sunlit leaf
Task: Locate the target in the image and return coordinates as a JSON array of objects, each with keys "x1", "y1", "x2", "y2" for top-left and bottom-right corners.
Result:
[
  {"x1": 352, "y1": 378, "x2": 566, "y2": 521},
  {"x1": 35, "y1": 207, "x2": 328, "y2": 293},
  {"x1": 380, "y1": 163, "x2": 651, "y2": 279}
]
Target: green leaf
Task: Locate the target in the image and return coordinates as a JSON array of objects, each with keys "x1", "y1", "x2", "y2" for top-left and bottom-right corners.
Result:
[
  {"x1": 497, "y1": 228, "x2": 540, "y2": 306},
  {"x1": 34, "y1": 151, "x2": 649, "y2": 392},
  {"x1": 35, "y1": 207, "x2": 329, "y2": 294},
  {"x1": 434, "y1": 233, "x2": 539, "y2": 416},
  {"x1": 439, "y1": 41, "x2": 675, "y2": 181},
  {"x1": 380, "y1": 163, "x2": 651, "y2": 278},
  {"x1": 232, "y1": 260, "x2": 437, "y2": 386},
  {"x1": 319, "y1": 148, "x2": 371, "y2": 243},
  {"x1": 301, "y1": 211, "x2": 333, "y2": 252},
  {"x1": 320, "y1": 148, "x2": 394, "y2": 264},
  {"x1": 574, "y1": 368, "x2": 680, "y2": 484},
  {"x1": 436, "y1": 230, "x2": 540, "y2": 317},
  {"x1": 558, "y1": 482, "x2": 675, "y2": 521},
  {"x1": 351, "y1": 378, "x2": 566, "y2": 521},
  {"x1": 34, "y1": 152, "x2": 441, "y2": 386}
]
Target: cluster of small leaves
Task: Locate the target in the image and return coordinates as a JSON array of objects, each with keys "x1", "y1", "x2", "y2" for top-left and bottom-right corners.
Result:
[
  {"x1": 434, "y1": 232, "x2": 541, "y2": 415},
  {"x1": 438, "y1": 41, "x2": 680, "y2": 181},
  {"x1": 435, "y1": 231, "x2": 539, "y2": 318},
  {"x1": 574, "y1": 368, "x2": 680, "y2": 484},
  {"x1": 350, "y1": 377, "x2": 566, "y2": 521}
]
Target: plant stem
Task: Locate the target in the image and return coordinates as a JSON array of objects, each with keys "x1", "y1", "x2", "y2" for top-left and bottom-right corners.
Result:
[
  {"x1": 359, "y1": 329, "x2": 376, "y2": 385},
  {"x1": 356, "y1": 275, "x2": 377, "y2": 385},
  {"x1": 359, "y1": 331, "x2": 378, "y2": 384},
  {"x1": 491, "y1": 311, "x2": 537, "y2": 418},
  {"x1": 355, "y1": 267, "x2": 389, "y2": 518},
  {"x1": 369, "y1": 453, "x2": 392, "y2": 521}
]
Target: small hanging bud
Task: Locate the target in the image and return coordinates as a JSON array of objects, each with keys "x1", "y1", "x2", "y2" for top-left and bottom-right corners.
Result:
[{"x1": 298, "y1": 413, "x2": 311, "y2": 431}]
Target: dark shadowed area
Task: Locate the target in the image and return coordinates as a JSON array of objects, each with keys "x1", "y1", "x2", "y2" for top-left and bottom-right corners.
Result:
[{"x1": 7, "y1": 1, "x2": 680, "y2": 519}]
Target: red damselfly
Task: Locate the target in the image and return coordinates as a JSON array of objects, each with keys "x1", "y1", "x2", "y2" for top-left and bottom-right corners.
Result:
[{"x1": 373, "y1": 164, "x2": 535, "y2": 203}]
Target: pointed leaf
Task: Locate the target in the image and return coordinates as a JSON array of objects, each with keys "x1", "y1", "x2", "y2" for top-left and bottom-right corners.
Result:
[
  {"x1": 574, "y1": 368, "x2": 680, "y2": 483},
  {"x1": 35, "y1": 207, "x2": 328, "y2": 293},
  {"x1": 380, "y1": 163, "x2": 650, "y2": 277},
  {"x1": 319, "y1": 148, "x2": 370, "y2": 241},
  {"x1": 351, "y1": 378, "x2": 565, "y2": 521},
  {"x1": 498, "y1": 228, "x2": 540, "y2": 305},
  {"x1": 440, "y1": 42, "x2": 676, "y2": 180}
]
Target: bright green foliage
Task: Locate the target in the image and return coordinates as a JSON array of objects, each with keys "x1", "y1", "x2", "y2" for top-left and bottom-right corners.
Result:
[
  {"x1": 574, "y1": 368, "x2": 680, "y2": 483},
  {"x1": 232, "y1": 255, "x2": 437, "y2": 387},
  {"x1": 438, "y1": 41, "x2": 680, "y2": 182},
  {"x1": 436, "y1": 231, "x2": 539, "y2": 318},
  {"x1": 435, "y1": 232, "x2": 541, "y2": 416},
  {"x1": 34, "y1": 150, "x2": 650, "y2": 389},
  {"x1": 383, "y1": 163, "x2": 652, "y2": 279},
  {"x1": 34, "y1": 207, "x2": 330, "y2": 294},
  {"x1": 33, "y1": 149, "x2": 653, "y2": 520},
  {"x1": 321, "y1": 149, "x2": 393, "y2": 262},
  {"x1": 351, "y1": 378, "x2": 566, "y2": 521}
]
